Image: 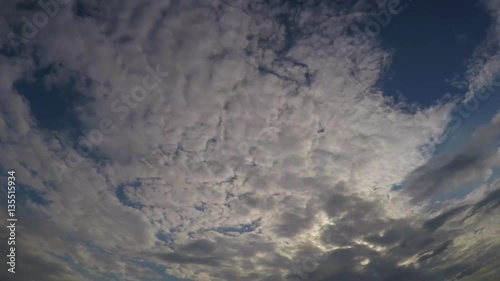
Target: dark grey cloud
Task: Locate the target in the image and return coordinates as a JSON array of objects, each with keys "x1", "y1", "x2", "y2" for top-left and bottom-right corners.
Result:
[
  {"x1": 178, "y1": 239, "x2": 217, "y2": 255},
  {"x1": 401, "y1": 118, "x2": 499, "y2": 202}
]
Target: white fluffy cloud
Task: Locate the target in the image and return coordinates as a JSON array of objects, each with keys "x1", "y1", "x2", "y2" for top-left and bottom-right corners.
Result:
[
  {"x1": 465, "y1": 0, "x2": 500, "y2": 100},
  {"x1": 0, "y1": 1, "x2": 498, "y2": 280}
]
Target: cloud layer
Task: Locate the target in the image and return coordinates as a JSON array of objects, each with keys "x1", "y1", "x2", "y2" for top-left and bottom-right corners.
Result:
[{"x1": 0, "y1": 1, "x2": 498, "y2": 280}]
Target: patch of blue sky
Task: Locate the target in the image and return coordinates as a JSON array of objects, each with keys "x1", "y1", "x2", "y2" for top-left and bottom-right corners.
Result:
[
  {"x1": 12, "y1": 62, "x2": 88, "y2": 133},
  {"x1": 433, "y1": 89, "x2": 500, "y2": 157},
  {"x1": 378, "y1": 0, "x2": 491, "y2": 106}
]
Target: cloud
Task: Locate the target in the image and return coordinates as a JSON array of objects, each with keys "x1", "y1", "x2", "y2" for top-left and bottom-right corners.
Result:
[
  {"x1": 178, "y1": 239, "x2": 217, "y2": 255},
  {"x1": 0, "y1": 0, "x2": 498, "y2": 280},
  {"x1": 464, "y1": 183, "x2": 500, "y2": 220},
  {"x1": 422, "y1": 205, "x2": 468, "y2": 232},
  {"x1": 400, "y1": 112, "x2": 500, "y2": 202},
  {"x1": 154, "y1": 252, "x2": 221, "y2": 266}
]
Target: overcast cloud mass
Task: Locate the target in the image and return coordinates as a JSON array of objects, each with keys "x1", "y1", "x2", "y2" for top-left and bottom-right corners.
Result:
[{"x1": 0, "y1": 0, "x2": 499, "y2": 280}]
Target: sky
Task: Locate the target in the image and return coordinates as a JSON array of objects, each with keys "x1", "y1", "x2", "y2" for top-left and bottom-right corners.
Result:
[{"x1": 0, "y1": 0, "x2": 499, "y2": 281}]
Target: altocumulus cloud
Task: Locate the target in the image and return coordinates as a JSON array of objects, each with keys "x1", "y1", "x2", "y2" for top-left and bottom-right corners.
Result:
[{"x1": 0, "y1": 0, "x2": 498, "y2": 281}]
